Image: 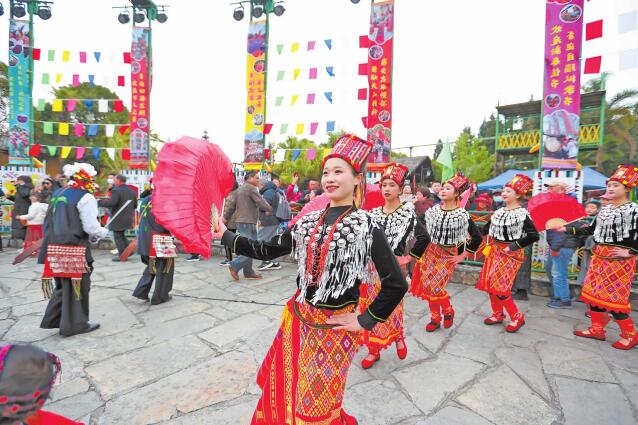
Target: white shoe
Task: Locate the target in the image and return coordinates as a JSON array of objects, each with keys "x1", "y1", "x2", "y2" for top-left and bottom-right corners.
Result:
[{"x1": 110, "y1": 249, "x2": 119, "y2": 255}]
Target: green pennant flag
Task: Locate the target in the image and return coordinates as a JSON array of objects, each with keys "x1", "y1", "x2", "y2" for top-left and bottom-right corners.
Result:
[
  {"x1": 276, "y1": 44, "x2": 284, "y2": 55},
  {"x1": 280, "y1": 123, "x2": 288, "y2": 134},
  {"x1": 43, "y1": 122, "x2": 53, "y2": 134},
  {"x1": 47, "y1": 49, "x2": 55, "y2": 61},
  {"x1": 275, "y1": 96, "x2": 283, "y2": 107},
  {"x1": 47, "y1": 145, "x2": 57, "y2": 156},
  {"x1": 435, "y1": 141, "x2": 455, "y2": 181},
  {"x1": 276, "y1": 70, "x2": 285, "y2": 81},
  {"x1": 36, "y1": 99, "x2": 46, "y2": 112},
  {"x1": 41, "y1": 73, "x2": 50, "y2": 85}
]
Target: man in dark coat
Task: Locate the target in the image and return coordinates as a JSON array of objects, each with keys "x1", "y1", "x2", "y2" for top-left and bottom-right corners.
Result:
[
  {"x1": 132, "y1": 192, "x2": 174, "y2": 305},
  {"x1": 256, "y1": 179, "x2": 282, "y2": 271},
  {"x1": 98, "y1": 174, "x2": 137, "y2": 261},
  {"x1": 9, "y1": 175, "x2": 34, "y2": 241}
]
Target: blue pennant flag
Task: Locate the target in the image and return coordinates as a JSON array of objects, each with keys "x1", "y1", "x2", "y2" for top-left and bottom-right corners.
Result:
[
  {"x1": 326, "y1": 66, "x2": 335, "y2": 77},
  {"x1": 83, "y1": 100, "x2": 94, "y2": 110},
  {"x1": 326, "y1": 121, "x2": 336, "y2": 132},
  {"x1": 324, "y1": 92, "x2": 333, "y2": 103},
  {"x1": 324, "y1": 39, "x2": 332, "y2": 50},
  {"x1": 94, "y1": 52, "x2": 101, "y2": 62},
  {"x1": 88, "y1": 75, "x2": 95, "y2": 86},
  {"x1": 92, "y1": 147, "x2": 101, "y2": 160},
  {"x1": 292, "y1": 149, "x2": 302, "y2": 161},
  {"x1": 88, "y1": 125, "x2": 99, "y2": 136}
]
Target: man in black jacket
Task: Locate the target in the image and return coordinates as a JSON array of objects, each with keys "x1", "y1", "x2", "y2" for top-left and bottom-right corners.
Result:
[
  {"x1": 9, "y1": 175, "x2": 34, "y2": 243},
  {"x1": 98, "y1": 174, "x2": 137, "y2": 261},
  {"x1": 257, "y1": 179, "x2": 282, "y2": 271}
]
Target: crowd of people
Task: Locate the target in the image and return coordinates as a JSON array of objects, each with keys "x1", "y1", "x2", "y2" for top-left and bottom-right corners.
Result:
[{"x1": 2, "y1": 135, "x2": 638, "y2": 424}]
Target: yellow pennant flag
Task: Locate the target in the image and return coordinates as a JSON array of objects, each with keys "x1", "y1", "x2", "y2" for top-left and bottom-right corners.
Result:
[
  {"x1": 293, "y1": 69, "x2": 301, "y2": 80},
  {"x1": 58, "y1": 122, "x2": 70, "y2": 136},
  {"x1": 291, "y1": 42, "x2": 299, "y2": 52},
  {"x1": 295, "y1": 123, "x2": 304, "y2": 135},
  {"x1": 291, "y1": 95, "x2": 299, "y2": 106},
  {"x1": 150, "y1": 160, "x2": 157, "y2": 171},
  {"x1": 55, "y1": 74, "x2": 63, "y2": 84},
  {"x1": 60, "y1": 146, "x2": 72, "y2": 158},
  {"x1": 62, "y1": 50, "x2": 71, "y2": 62},
  {"x1": 52, "y1": 99, "x2": 63, "y2": 112}
]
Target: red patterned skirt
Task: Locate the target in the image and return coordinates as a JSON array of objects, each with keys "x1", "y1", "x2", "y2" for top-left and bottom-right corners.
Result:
[
  {"x1": 476, "y1": 242, "x2": 525, "y2": 297},
  {"x1": 409, "y1": 244, "x2": 457, "y2": 302},
  {"x1": 252, "y1": 296, "x2": 359, "y2": 425},
  {"x1": 24, "y1": 224, "x2": 43, "y2": 254},
  {"x1": 580, "y1": 245, "x2": 637, "y2": 314}
]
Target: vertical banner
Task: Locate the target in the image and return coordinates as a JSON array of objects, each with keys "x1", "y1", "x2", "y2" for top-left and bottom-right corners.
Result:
[
  {"x1": 244, "y1": 20, "x2": 266, "y2": 169},
  {"x1": 367, "y1": 0, "x2": 394, "y2": 166},
  {"x1": 541, "y1": 0, "x2": 585, "y2": 169},
  {"x1": 130, "y1": 27, "x2": 151, "y2": 169},
  {"x1": 7, "y1": 20, "x2": 32, "y2": 165}
]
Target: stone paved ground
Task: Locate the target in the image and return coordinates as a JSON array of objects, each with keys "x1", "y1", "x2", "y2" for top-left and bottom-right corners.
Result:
[{"x1": 2, "y1": 248, "x2": 638, "y2": 425}]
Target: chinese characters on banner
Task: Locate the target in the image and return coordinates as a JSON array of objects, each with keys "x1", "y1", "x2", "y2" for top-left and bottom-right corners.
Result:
[
  {"x1": 8, "y1": 19, "x2": 32, "y2": 165},
  {"x1": 244, "y1": 21, "x2": 266, "y2": 169},
  {"x1": 130, "y1": 27, "x2": 151, "y2": 169},
  {"x1": 367, "y1": 0, "x2": 394, "y2": 166},
  {"x1": 541, "y1": 0, "x2": 585, "y2": 170}
]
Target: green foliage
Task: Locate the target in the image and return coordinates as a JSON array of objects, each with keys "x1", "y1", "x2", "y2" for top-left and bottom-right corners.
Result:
[
  {"x1": 452, "y1": 131, "x2": 493, "y2": 182},
  {"x1": 390, "y1": 151, "x2": 408, "y2": 160}
]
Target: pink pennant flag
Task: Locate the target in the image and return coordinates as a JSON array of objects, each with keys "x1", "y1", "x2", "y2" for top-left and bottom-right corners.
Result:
[
  {"x1": 74, "y1": 123, "x2": 85, "y2": 137},
  {"x1": 118, "y1": 76, "x2": 125, "y2": 87},
  {"x1": 362, "y1": 117, "x2": 368, "y2": 128},
  {"x1": 307, "y1": 41, "x2": 316, "y2": 51},
  {"x1": 309, "y1": 68, "x2": 318, "y2": 79},
  {"x1": 79, "y1": 51, "x2": 87, "y2": 63},
  {"x1": 310, "y1": 123, "x2": 319, "y2": 136},
  {"x1": 67, "y1": 100, "x2": 78, "y2": 112},
  {"x1": 123, "y1": 52, "x2": 132, "y2": 64},
  {"x1": 72, "y1": 74, "x2": 80, "y2": 87},
  {"x1": 307, "y1": 93, "x2": 316, "y2": 104},
  {"x1": 75, "y1": 146, "x2": 86, "y2": 159},
  {"x1": 358, "y1": 88, "x2": 368, "y2": 100},
  {"x1": 307, "y1": 148, "x2": 317, "y2": 160}
]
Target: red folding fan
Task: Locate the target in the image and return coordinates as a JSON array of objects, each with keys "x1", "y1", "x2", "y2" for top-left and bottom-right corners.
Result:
[{"x1": 527, "y1": 192, "x2": 587, "y2": 231}]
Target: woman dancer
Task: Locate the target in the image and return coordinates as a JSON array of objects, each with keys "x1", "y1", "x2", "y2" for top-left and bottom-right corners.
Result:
[
  {"x1": 476, "y1": 174, "x2": 539, "y2": 332},
  {"x1": 221, "y1": 134, "x2": 407, "y2": 424},
  {"x1": 410, "y1": 173, "x2": 482, "y2": 332},
  {"x1": 359, "y1": 163, "x2": 429, "y2": 369},
  {"x1": 563, "y1": 165, "x2": 638, "y2": 350}
]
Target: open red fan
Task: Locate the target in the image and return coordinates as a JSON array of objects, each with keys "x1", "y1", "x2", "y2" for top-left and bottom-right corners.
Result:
[
  {"x1": 152, "y1": 136, "x2": 234, "y2": 258},
  {"x1": 528, "y1": 192, "x2": 587, "y2": 232}
]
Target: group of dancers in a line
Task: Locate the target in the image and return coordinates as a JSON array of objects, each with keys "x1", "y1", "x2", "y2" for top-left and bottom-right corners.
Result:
[{"x1": 7, "y1": 134, "x2": 637, "y2": 425}]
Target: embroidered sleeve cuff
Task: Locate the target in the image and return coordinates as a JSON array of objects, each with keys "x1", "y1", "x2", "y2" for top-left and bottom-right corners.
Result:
[{"x1": 357, "y1": 310, "x2": 380, "y2": 331}]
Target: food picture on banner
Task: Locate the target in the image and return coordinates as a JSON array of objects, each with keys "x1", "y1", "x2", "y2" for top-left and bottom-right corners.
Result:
[
  {"x1": 253, "y1": 113, "x2": 264, "y2": 126},
  {"x1": 131, "y1": 30, "x2": 147, "y2": 61},
  {"x1": 560, "y1": 4, "x2": 583, "y2": 23},
  {"x1": 543, "y1": 110, "x2": 580, "y2": 160},
  {"x1": 9, "y1": 126, "x2": 29, "y2": 159},
  {"x1": 369, "y1": 45, "x2": 384, "y2": 60},
  {"x1": 378, "y1": 110, "x2": 391, "y2": 122},
  {"x1": 545, "y1": 94, "x2": 561, "y2": 108},
  {"x1": 369, "y1": 2, "x2": 394, "y2": 44},
  {"x1": 244, "y1": 130, "x2": 264, "y2": 163},
  {"x1": 8, "y1": 24, "x2": 30, "y2": 56}
]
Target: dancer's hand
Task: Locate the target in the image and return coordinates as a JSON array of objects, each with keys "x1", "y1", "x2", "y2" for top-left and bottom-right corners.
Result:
[
  {"x1": 554, "y1": 226, "x2": 567, "y2": 232},
  {"x1": 610, "y1": 247, "x2": 633, "y2": 258},
  {"x1": 326, "y1": 313, "x2": 363, "y2": 332}
]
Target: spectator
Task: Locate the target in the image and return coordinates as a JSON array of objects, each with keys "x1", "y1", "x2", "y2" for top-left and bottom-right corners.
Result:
[
  {"x1": 429, "y1": 181, "x2": 442, "y2": 204},
  {"x1": 285, "y1": 174, "x2": 303, "y2": 203},
  {"x1": 226, "y1": 170, "x2": 273, "y2": 280},
  {"x1": 308, "y1": 188, "x2": 323, "y2": 201},
  {"x1": 400, "y1": 185, "x2": 415, "y2": 203},
  {"x1": 257, "y1": 178, "x2": 283, "y2": 271},
  {"x1": 576, "y1": 199, "x2": 601, "y2": 287},
  {"x1": 98, "y1": 174, "x2": 137, "y2": 261},
  {"x1": 544, "y1": 180, "x2": 580, "y2": 309},
  {"x1": 220, "y1": 178, "x2": 240, "y2": 266},
  {"x1": 8, "y1": 175, "x2": 34, "y2": 244},
  {"x1": 0, "y1": 344, "x2": 82, "y2": 424},
  {"x1": 17, "y1": 191, "x2": 48, "y2": 256},
  {"x1": 414, "y1": 187, "x2": 434, "y2": 216},
  {"x1": 300, "y1": 179, "x2": 321, "y2": 204},
  {"x1": 106, "y1": 173, "x2": 117, "y2": 194},
  {"x1": 471, "y1": 193, "x2": 493, "y2": 212},
  {"x1": 40, "y1": 178, "x2": 57, "y2": 203},
  {"x1": 491, "y1": 189, "x2": 504, "y2": 209}
]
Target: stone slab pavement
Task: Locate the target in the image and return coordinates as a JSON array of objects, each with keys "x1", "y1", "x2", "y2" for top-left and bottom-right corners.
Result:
[{"x1": 1, "y1": 248, "x2": 638, "y2": 425}]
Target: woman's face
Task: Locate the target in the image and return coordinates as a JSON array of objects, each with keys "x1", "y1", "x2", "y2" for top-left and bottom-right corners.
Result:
[
  {"x1": 415, "y1": 191, "x2": 425, "y2": 202},
  {"x1": 381, "y1": 179, "x2": 401, "y2": 201},
  {"x1": 321, "y1": 158, "x2": 361, "y2": 202},
  {"x1": 439, "y1": 183, "x2": 456, "y2": 202},
  {"x1": 606, "y1": 180, "x2": 629, "y2": 200},
  {"x1": 501, "y1": 187, "x2": 518, "y2": 203},
  {"x1": 402, "y1": 185, "x2": 412, "y2": 195}
]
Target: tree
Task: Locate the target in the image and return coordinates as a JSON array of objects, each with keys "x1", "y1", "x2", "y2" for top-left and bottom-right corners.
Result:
[
  {"x1": 390, "y1": 151, "x2": 407, "y2": 160},
  {"x1": 452, "y1": 131, "x2": 493, "y2": 182}
]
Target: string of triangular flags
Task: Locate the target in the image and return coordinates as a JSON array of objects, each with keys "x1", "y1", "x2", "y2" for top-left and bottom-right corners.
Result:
[
  {"x1": 274, "y1": 66, "x2": 337, "y2": 81},
  {"x1": 263, "y1": 121, "x2": 336, "y2": 136},
  {"x1": 269, "y1": 147, "x2": 333, "y2": 163},
  {"x1": 32, "y1": 121, "x2": 129, "y2": 137},
  {"x1": 28, "y1": 144, "x2": 132, "y2": 161},
  {"x1": 274, "y1": 92, "x2": 339, "y2": 106},
  {"x1": 38, "y1": 73, "x2": 127, "y2": 87},
  {"x1": 30, "y1": 49, "x2": 133, "y2": 64},
  {"x1": 35, "y1": 98, "x2": 126, "y2": 113},
  {"x1": 580, "y1": 16, "x2": 638, "y2": 73},
  {"x1": 275, "y1": 39, "x2": 334, "y2": 55}
]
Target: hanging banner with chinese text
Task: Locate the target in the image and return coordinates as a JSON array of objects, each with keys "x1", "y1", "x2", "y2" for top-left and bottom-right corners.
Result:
[
  {"x1": 8, "y1": 19, "x2": 32, "y2": 165},
  {"x1": 244, "y1": 20, "x2": 266, "y2": 170},
  {"x1": 541, "y1": 0, "x2": 585, "y2": 170},
  {"x1": 130, "y1": 27, "x2": 151, "y2": 169},
  {"x1": 366, "y1": 0, "x2": 394, "y2": 167}
]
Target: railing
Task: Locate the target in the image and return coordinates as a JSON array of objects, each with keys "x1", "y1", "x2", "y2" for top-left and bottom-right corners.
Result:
[{"x1": 496, "y1": 124, "x2": 601, "y2": 151}]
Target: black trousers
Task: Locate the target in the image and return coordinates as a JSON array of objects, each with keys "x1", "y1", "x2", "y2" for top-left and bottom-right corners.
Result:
[
  {"x1": 225, "y1": 228, "x2": 236, "y2": 261},
  {"x1": 513, "y1": 246, "x2": 532, "y2": 291},
  {"x1": 113, "y1": 230, "x2": 129, "y2": 255},
  {"x1": 40, "y1": 273, "x2": 91, "y2": 336},
  {"x1": 133, "y1": 256, "x2": 174, "y2": 305}
]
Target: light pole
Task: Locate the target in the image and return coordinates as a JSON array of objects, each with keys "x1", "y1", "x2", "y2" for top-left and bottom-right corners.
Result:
[
  {"x1": 6, "y1": 0, "x2": 53, "y2": 163},
  {"x1": 114, "y1": 0, "x2": 168, "y2": 172},
  {"x1": 231, "y1": 0, "x2": 285, "y2": 171}
]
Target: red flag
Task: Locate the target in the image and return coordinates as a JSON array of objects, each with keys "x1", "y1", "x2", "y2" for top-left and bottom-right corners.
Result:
[
  {"x1": 264, "y1": 123, "x2": 273, "y2": 135},
  {"x1": 584, "y1": 56, "x2": 602, "y2": 74},
  {"x1": 586, "y1": 20, "x2": 603, "y2": 41},
  {"x1": 118, "y1": 125, "x2": 130, "y2": 135},
  {"x1": 113, "y1": 100, "x2": 124, "y2": 113},
  {"x1": 117, "y1": 76, "x2": 125, "y2": 86},
  {"x1": 358, "y1": 88, "x2": 368, "y2": 100},
  {"x1": 123, "y1": 52, "x2": 132, "y2": 64},
  {"x1": 121, "y1": 148, "x2": 131, "y2": 160},
  {"x1": 29, "y1": 144, "x2": 42, "y2": 157},
  {"x1": 358, "y1": 63, "x2": 368, "y2": 76},
  {"x1": 359, "y1": 35, "x2": 369, "y2": 49},
  {"x1": 32, "y1": 48, "x2": 41, "y2": 61}
]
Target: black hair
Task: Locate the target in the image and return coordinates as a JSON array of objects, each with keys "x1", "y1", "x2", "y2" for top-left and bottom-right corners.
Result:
[
  {"x1": 416, "y1": 187, "x2": 430, "y2": 197},
  {"x1": 115, "y1": 174, "x2": 127, "y2": 183},
  {"x1": 17, "y1": 175, "x2": 32, "y2": 185},
  {"x1": 245, "y1": 170, "x2": 259, "y2": 180},
  {"x1": 29, "y1": 191, "x2": 44, "y2": 202}
]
